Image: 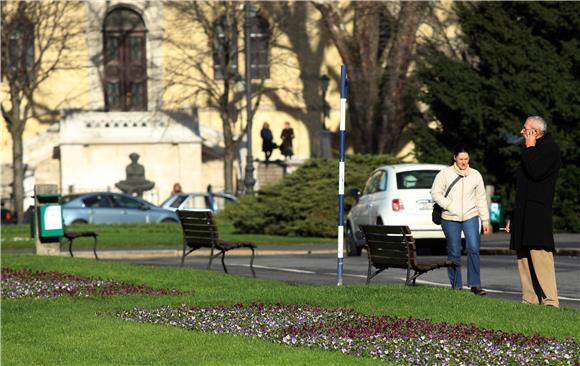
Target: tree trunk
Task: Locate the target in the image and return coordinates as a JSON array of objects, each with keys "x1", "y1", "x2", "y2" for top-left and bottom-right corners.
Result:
[
  {"x1": 379, "y1": 2, "x2": 428, "y2": 154},
  {"x1": 313, "y1": 2, "x2": 382, "y2": 154},
  {"x1": 223, "y1": 146, "x2": 236, "y2": 194},
  {"x1": 9, "y1": 127, "x2": 25, "y2": 224}
]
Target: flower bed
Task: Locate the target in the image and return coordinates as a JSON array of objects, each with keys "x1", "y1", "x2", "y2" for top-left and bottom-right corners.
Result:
[
  {"x1": 1, "y1": 268, "x2": 184, "y2": 299},
  {"x1": 117, "y1": 303, "x2": 579, "y2": 365}
]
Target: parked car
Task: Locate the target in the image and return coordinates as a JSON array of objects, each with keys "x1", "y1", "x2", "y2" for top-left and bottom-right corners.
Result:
[
  {"x1": 345, "y1": 163, "x2": 448, "y2": 256},
  {"x1": 61, "y1": 192, "x2": 179, "y2": 225},
  {"x1": 160, "y1": 192, "x2": 237, "y2": 212}
]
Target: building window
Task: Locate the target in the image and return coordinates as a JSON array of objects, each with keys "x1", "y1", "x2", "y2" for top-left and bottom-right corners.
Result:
[
  {"x1": 103, "y1": 6, "x2": 147, "y2": 111},
  {"x1": 250, "y1": 15, "x2": 269, "y2": 80},
  {"x1": 2, "y1": 14, "x2": 34, "y2": 81},
  {"x1": 213, "y1": 16, "x2": 238, "y2": 80}
]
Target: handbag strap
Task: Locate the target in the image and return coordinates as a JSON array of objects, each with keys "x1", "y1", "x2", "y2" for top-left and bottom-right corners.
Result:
[{"x1": 444, "y1": 175, "x2": 463, "y2": 198}]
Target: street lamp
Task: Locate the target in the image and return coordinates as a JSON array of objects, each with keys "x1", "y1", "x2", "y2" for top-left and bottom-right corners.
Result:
[
  {"x1": 320, "y1": 74, "x2": 330, "y2": 130},
  {"x1": 243, "y1": 2, "x2": 257, "y2": 194}
]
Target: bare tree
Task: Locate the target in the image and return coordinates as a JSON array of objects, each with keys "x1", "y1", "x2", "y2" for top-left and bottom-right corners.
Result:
[
  {"x1": 312, "y1": 1, "x2": 429, "y2": 154},
  {"x1": 164, "y1": 2, "x2": 294, "y2": 193},
  {"x1": 1, "y1": 1, "x2": 83, "y2": 223}
]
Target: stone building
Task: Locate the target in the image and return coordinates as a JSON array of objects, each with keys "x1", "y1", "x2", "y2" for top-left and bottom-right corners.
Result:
[{"x1": 2, "y1": 1, "x2": 458, "y2": 211}]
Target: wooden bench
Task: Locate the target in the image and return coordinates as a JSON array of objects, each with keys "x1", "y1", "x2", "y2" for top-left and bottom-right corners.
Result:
[
  {"x1": 361, "y1": 225, "x2": 459, "y2": 286},
  {"x1": 177, "y1": 209, "x2": 257, "y2": 278},
  {"x1": 62, "y1": 231, "x2": 99, "y2": 260}
]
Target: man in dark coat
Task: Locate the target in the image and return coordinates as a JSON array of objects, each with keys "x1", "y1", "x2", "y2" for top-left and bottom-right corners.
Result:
[{"x1": 506, "y1": 116, "x2": 561, "y2": 307}]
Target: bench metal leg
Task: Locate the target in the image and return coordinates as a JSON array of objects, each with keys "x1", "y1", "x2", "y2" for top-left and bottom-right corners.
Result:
[
  {"x1": 366, "y1": 250, "x2": 373, "y2": 284},
  {"x1": 180, "y1": 245, "x2": 197, "y2": 267},
  {"x1": 67, "y1": 238, "x2": 74, "y2": 257},
  {"x1": 92, "y1": 236, "x2": 99, "y2": 260},
  {"x1": 366, "y1": 268, "x2": 385, "y2": 285},
  {"x1": 249, "y1": 247, "x2": 256, "y2": 278},
  {"x1": 220, "y1": 251, "x2": 228, "y2": 273},
  {"x1": 208, "y1": 244, "x2": 216, "y2": 270}
]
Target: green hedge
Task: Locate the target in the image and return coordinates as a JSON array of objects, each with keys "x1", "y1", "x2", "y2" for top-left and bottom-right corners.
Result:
[{"x1": 224, "y1": 155, "x2": 399, "y2": 237}]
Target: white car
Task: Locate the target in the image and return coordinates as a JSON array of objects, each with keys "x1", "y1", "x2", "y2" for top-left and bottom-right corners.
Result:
[{"x1": 345, "y1": 163, "x2": 448, "y2": 256}]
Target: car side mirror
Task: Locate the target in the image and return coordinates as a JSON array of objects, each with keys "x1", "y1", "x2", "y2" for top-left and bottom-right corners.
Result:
[
  {"x1": 347, "y1": 188, "x2": 361, "y2": 203},
  {"x1": 140, "y1": 204, "x2": 151, "y2": 211}
]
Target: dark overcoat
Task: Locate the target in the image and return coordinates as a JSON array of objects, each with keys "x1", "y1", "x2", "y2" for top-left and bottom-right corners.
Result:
[
  {"x1": 260, "y1": 128, "x2": 276, "y2": 152},
  {"x1": 510, "y1": 133, "x2": 561, "y2": 250}
]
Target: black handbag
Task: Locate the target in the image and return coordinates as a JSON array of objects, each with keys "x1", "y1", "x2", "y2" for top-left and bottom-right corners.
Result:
[{"x1": 432, "y1": 175, "x2": 462, "y2": 225}]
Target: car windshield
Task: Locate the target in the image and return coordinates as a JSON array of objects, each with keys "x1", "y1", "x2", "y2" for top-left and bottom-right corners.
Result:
[{"x1": 396, "y1": 170, "x2": 439, "y2": 189}]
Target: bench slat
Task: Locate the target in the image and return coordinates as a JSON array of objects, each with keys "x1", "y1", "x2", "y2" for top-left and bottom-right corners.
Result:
[
  {"x1": 370, "y1": 256, "x2": 408, "y2": 268},
  {"x1": 365, "y1": 238, "x2": 407, "y2": 249},
  {"x1": 182, "y1": 229, "x2": 217, "y2": 237},
  {"x1": 361, "y1": 225, "x2": 411, "y2": 235},
  {"x1": 369, "y1": 247, "x2": 408, "y2": 256}
]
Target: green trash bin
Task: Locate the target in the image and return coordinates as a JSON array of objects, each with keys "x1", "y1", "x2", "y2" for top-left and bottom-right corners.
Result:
[
  {"x1": 35, "y1": 193, "x2": 64, "y2": 243},
  {"x1": 489, "y1": 194, "x2": 503, "y2": 232}
]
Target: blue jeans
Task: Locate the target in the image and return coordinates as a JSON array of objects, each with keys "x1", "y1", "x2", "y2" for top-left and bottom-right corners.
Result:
[{"x1": 441, "y1": 216, "x2": 482, "y2": 288}]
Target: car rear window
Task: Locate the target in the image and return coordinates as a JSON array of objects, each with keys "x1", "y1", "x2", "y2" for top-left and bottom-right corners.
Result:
[
  {"x1": 396, "y1": 170, "x2": 440, "y2": 189},
  {"x1": 61, "y1": 195, "x2": 81, "y2": 204}
]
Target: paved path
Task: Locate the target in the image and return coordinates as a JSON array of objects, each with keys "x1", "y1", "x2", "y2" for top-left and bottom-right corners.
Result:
[
  {"x1": 32, "y1": 232, "x2": 579, "y2": 308},
  {"x1": 109, "y1": 252, "x2": 580, "y2": 309}
]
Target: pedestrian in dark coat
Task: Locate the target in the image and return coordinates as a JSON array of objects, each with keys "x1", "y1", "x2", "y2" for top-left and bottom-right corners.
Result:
[
  {"x1": 280, "y1": 121, "x2": 295, "y2": 159},
  {"x1": 506, "y1": 116, "x2": 561, "y2": 307},
  {"x1": 260, "y1": 122, "x2": 276, "y2": 162}
]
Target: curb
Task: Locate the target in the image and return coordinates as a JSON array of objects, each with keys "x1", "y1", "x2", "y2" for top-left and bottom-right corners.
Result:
[
  {"x1": 480, "y1": 248, "x2": 579, "y2": 256},
  {"x1": 60, "y1": 247, "x2": 579, "y2": 260},
  {"x1": 60, "y1": 248, "x2": 338, "y2": 260}
]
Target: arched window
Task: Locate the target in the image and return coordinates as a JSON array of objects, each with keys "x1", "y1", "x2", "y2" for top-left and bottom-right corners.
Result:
[
  {"x1": 103, "y1": 6, "x2": 147, "y2": 111},
  {"x1": 2, "y1": 13, "x2": 34, "y2": 82},
  {"x1": 213, "y1": 16, "x2": 238, "y2": 80},
  {"x1": 250, "y1": 15, "x2": 269, "y2": 79}
]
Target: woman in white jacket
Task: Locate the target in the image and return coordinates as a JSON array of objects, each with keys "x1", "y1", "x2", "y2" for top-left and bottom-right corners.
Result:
[{"x1": 431, "y1": 144, "x2": 490, "y2": 295}]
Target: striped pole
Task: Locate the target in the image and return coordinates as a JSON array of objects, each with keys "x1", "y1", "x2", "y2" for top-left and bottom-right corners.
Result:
[{"x1": 337, "y1": 65, "x2": 348, "y2": 286}]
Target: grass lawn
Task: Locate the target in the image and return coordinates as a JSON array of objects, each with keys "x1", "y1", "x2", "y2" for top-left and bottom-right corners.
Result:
[
  {"x1": 2, "y1": 255, "x2": 578, "y2": 365},
  {"x1": 1, "y1": 223, "x2": 334, "y2": 253}
]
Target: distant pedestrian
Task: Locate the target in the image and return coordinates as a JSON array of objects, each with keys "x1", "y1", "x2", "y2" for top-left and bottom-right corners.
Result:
[
  {"x1": 505, "y1": 116, "x2": 561, "y2": 308},
  {"x1": 205, "y1": 184, "x2": 217, "y2": 212},
  {"x1": 431, "y1": 144, "x2": 490, "y2": 295},
  {"x1": 172, "y1": 182, "x2": 183, "y2": 195},
  {"x1": 260, "y1": 122, "x2": 276, "y2": 162},
  {"x1": 280, "y1": 121, "x2": 295, "y2": 160}
]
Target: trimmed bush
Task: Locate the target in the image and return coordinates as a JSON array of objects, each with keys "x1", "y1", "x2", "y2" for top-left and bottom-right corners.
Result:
[{"x1": 224, "y1": 155, "x2": 398, "y2": 237}]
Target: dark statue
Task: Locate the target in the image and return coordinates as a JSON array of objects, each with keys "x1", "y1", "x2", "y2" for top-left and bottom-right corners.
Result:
[{"x1": 115, "y1": 153, "x2": 155, "y2": 198}]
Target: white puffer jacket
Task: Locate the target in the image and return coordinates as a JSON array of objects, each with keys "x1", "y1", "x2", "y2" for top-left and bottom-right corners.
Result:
[{"x1": 431, "y1": 164, "x2": 490, "y2": 223}]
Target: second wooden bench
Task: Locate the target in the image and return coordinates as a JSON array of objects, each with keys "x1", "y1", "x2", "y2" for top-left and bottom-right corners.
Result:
[
  {"x1": 177, "y1": 209, "x2": 257, "y2": 278},
  {"x1": 361, "y1": 225, "x2": 459, "y2": 286}
]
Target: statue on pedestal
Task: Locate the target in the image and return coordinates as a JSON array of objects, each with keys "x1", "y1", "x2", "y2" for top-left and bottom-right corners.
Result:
[{"x1": 115, "y1": 153, "x2": 155, "y2": 198}]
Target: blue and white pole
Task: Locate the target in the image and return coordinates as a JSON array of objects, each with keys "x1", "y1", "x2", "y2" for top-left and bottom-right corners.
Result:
[{"x1": 337, "y1": 64, "x2": 348, "y2": 286}]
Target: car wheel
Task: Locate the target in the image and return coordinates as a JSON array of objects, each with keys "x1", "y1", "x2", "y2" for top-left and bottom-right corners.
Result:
[
  {"x1": 161, "y1": 218, "x2": 178, "y2": 224},
  {"x1": 376, "y1": 217, "x2": 383, "y2": 225},
  {"x1": 71, "y1": 219, "x2": 88, "y2": 225},
  {"x1": 345, "y1": 223, "x2": 362, "y2": 257}
]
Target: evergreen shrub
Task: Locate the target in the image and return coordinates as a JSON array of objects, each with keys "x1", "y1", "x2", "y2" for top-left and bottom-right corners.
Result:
[{"x1": 224, "y1": 155, "x2": 398, "y2": 237}]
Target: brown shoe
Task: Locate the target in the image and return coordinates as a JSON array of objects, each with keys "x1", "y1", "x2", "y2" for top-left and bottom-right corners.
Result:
[{"x1": 471, "y1": 287, "x2": 487, "y2": 296}]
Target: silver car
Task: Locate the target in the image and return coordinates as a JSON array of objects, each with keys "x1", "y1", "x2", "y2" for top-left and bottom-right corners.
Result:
[
  {"x1": 160, "y1": 192, "x2": 237, "y2": 212},
  {"x1": 62, "y1": 192, "x2": 179, "y2": 225},
  {"x1": 345, "y1": 164, "x2": 448, "y2": 256}
]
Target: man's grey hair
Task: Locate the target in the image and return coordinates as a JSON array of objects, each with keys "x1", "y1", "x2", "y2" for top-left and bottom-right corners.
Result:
[{"x1": 527, "y1": 116, "x2": 547, "y2": 132}]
